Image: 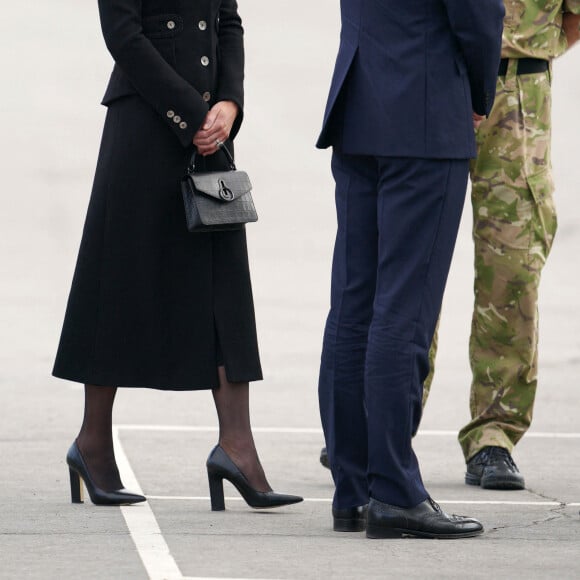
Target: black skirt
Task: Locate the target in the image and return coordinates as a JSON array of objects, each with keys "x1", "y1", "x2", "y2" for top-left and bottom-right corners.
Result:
[{"x1": 53, "y1": 96, "x2": 262, "y2": 390}]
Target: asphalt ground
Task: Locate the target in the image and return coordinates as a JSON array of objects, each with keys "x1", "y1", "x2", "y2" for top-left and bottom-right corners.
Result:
[{"x1": 1, "y1": 2, "x2": 579, "y2": 579}]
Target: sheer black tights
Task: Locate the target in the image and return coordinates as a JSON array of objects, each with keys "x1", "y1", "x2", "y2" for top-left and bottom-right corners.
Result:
[
  {"x1": 212, "y1": 367, "x2": 271, "y2": 492},
  {"x1": 76, "y1": 385, "x2": 123, "y2": 492},
  {"x1": 75, "y1": 368, "x2": 270, "y2": 493}
]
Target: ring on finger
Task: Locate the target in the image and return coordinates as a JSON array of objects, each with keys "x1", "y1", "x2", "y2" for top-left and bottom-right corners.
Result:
[{"x1": 215, "y1": 139, "x2": 224, "y2": 148}]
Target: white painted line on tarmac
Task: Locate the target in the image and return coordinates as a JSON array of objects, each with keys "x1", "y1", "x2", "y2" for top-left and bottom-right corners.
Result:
[
  {"x1": 146, "y1": 495, "x2": 577, "y2": 507},
  {"x1": 435, "y1": 500, "x2": 563, "y2": 506},
  {"x1": 115, "y1": 424, "x2": 321, "y2": 434},
  {"x1": 146, "y1": 495, "x2": 314, "y2": 502},
  {"x1": 114, "y1": 424, "x2": 580, "y2": 438},
  {"x1": 113, "y1": 427, "x2": 184, "y2": 580},
  {"x1": 419, "y1": 430, "x2": 580, "y2": 438}
]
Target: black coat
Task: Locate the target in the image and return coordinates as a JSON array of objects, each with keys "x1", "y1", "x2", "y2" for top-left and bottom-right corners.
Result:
[{"x1": 53, "y1": 0, "x2": 262, "y2": 390}]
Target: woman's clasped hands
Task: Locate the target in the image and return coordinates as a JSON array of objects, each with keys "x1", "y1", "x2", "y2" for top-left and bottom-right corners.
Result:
[{"x1": 193, "y1": 100, "x2": 239, "y2": 155}]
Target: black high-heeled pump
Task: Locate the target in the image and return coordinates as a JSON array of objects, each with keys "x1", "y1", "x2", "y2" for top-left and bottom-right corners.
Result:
[
  {"x1": 206, "y1": 445, "x2": 303, "y2": 511},
  {"x1": 66, "y1": 441, "x2": 146, "y2": 506}
]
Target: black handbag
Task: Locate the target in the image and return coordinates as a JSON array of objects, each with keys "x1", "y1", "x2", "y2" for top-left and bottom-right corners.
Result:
[{"x1": 180, "y1": 145, "x2": 258, "y2": 232}]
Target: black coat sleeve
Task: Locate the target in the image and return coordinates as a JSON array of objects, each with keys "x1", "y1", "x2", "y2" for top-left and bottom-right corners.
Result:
[
  {"x1": 215, "y1": 0, "x2": 245, "y2": 140},
  {"x1": 442, "y1": 0, "x2": 505, "y2": 116},
  {"x1": 98, "y1": 0, "x2": 209, "y2": 147}
]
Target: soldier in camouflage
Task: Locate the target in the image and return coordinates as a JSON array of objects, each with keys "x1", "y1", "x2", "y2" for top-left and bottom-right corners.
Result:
[
  {"x1": 319, "y1": 2, "x2": 580, "y2": 482},
  {"x1": 423, "y1": 0, "x2": 580, "y2": 489}
]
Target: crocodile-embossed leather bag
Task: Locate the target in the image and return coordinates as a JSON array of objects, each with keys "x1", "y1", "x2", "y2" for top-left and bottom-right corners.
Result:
[{"x1": 181, "y1": 145, "x2": 258, "y2": 232}]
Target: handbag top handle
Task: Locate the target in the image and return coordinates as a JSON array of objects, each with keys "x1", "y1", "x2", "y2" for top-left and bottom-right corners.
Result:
[{"x1": 186, "y1": 145, "x2": 236, "y2": 175}]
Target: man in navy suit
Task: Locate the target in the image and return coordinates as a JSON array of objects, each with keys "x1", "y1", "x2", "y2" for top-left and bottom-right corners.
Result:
[{"x1": 317, "y1": 0, "x2": 505, "y2": 539}]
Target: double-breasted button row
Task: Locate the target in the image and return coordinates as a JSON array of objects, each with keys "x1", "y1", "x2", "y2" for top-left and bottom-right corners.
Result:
[
  {"x1": 166, "y1": 110, "x2": 188, "y2": 130},
  {"x1": 166, "y1": 19, "x2": 208, "y2": 32},
  {"x1": 197, "y1": 18, "x2": 210, "y2": 67}
]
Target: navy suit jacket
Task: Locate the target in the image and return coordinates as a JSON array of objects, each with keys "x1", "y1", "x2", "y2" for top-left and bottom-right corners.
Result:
[{"x1": 317, "y1": 0, "x2": 505, "y2": 158}]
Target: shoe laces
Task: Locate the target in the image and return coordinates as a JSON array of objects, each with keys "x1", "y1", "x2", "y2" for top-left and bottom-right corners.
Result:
[
  {"x1": 428, "y1": 497, "x2": 464, "y2": 520},
  {"x1": 428, "y1": 497, "x2": 471, "y2": 521},
  {"x1": 487, "y1": 446, "x2": 517, "y2": 469},
  {"x1": 427, "y1": 497, "x2": 443, "y2": 513}
]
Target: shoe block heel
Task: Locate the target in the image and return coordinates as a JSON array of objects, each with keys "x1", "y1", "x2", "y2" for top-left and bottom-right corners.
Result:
[
  {"x1": 208, "y1": 472, "x2": 225, "y2": 511},
  {"x1": 334, "y1": 518, "x2": 366, "y2": 532},
  {"x1": 366, "y1": 524, "x2": 403, "y2": 539},
  {"x1": 69, "y1": 468, "x2": 84, "y2": 504},
  {"x1": 205, "y1": 444, "x2": 303, "y2": 510}
]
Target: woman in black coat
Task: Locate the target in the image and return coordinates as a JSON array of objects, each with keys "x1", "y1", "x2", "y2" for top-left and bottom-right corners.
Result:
[{"x1": 53, "y1": 0, "x2": 301, "y2": 510}]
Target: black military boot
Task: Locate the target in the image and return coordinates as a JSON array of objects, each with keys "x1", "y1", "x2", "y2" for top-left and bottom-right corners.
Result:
[{"x1": 465, "y1": 446, "x2": 525, "y2": 490}]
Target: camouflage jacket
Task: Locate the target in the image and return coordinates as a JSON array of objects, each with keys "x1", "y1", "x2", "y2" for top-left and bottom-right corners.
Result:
[{"x1": 502, "y1": 0, "x2": 580, "y2": 59}]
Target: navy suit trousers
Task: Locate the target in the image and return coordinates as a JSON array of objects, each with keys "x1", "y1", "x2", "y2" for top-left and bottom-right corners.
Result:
[{"x1": 319, "y1": 151, "x2": 468, "y2": 509}]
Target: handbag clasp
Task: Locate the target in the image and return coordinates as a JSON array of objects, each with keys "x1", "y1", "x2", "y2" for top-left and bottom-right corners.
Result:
[{"x1": 218, "y1": 179, "x2": 234, "y2": 201}]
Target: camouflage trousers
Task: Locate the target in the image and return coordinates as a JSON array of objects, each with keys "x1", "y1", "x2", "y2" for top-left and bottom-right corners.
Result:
[{"x1": 424, "y1": 60, "x2": 557, "y2": 461}]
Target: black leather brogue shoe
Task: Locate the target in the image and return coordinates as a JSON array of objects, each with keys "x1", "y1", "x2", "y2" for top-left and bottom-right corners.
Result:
[
  {"x1": 333, "y1": 505, "x2": 368, "y2": 532},
  {"x1": 366, "y1": 497, "x2": 484, "y2": 539},
  {"x1": 465, "y1": 446, "x2": 525, "y2": 490}
]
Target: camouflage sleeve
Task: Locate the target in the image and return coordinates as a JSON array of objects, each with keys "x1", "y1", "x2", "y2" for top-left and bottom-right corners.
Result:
[{"x1": 563, "y1": 0, "x2": 580, "y2": 14}]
